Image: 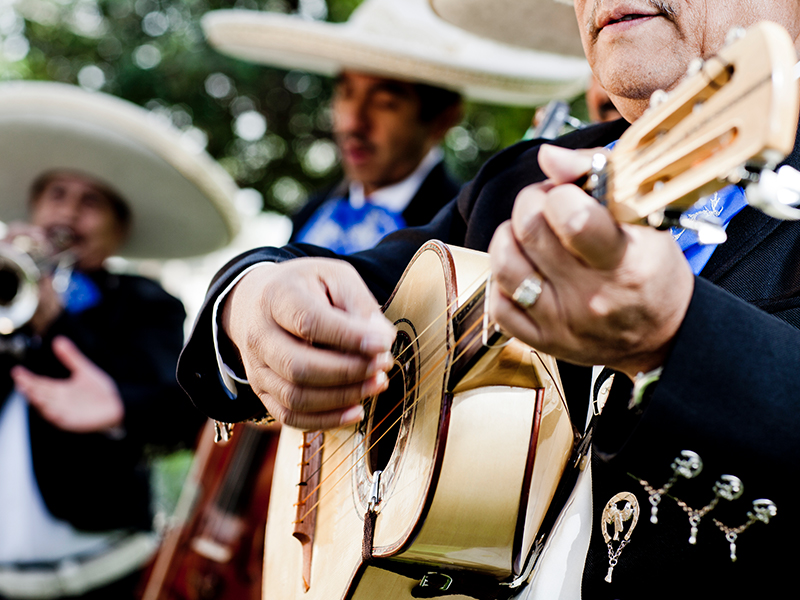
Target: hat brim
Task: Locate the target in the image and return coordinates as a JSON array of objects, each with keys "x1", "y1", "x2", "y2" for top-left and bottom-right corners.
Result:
[
  {"x1": 0, "y1": 82, "x2": 240, "y2": 260},
  {"x1": 202, "y1": 6, "x2": 591, "y2": 106}
]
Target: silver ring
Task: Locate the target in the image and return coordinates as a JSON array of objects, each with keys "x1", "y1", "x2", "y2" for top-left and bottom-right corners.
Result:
[{"x1": 511, "y1": 274, "x2": 543, "y2": 309}]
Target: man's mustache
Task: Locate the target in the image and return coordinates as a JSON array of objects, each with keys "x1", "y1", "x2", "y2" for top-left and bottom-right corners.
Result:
[
  {"x1": 586, "y1": 0, "x2": 677, "y2": 40},
  {"x1": 335, "y1": 132, "x2": 376, "y2": 153}
]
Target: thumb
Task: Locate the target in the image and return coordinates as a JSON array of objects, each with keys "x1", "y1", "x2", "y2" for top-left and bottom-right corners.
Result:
[
  {"x1": 537, "y1": 145, "x2": 627, "y2": 270},
  {"x1": 311, "y1": 264, "x2": 396, "y2": 354},
  {"x1": 51, "y1": 336, "x2": 94, "y2": 374},
  {"x1": 538, "y1": 144, "x2": 600, "y2": 185}
]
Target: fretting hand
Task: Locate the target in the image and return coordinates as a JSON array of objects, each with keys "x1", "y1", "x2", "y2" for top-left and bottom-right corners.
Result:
[{"x1": 488, "y1": 144, "x2": 694, "y2": 380}]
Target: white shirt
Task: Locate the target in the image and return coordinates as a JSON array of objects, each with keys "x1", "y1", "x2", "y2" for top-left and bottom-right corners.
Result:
[
  {"x1": 347, "y1": 147, "x2": 443, "y2": 212},
  {"x1": 0, "y1": 391, "x2": 117, "y2": 564}
]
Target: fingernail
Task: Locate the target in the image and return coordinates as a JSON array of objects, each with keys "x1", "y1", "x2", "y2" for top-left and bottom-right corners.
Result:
[
  {"x1": 361, "y1": 333, "x2": 394, "y2": 354},
  {"x1": 361, "y1": 315, "x2": 396, "y2": 354},
  {"x1": 566, "y1": 206, "x2": 591, "y2": 234},
  {"x1": 340, "y1": 404, "x2": 365, "y2": 425},
  {"x1": 366, "y1": 351, "x2": 394, "y2": 376},
  {"x1": 361, "y1": 370, "x2": 388, "y2": 397}
]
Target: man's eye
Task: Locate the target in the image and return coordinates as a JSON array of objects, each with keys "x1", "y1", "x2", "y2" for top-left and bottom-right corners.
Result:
[
  {"x1": 49, "y1": 187, "x2": 66, "y2": 200},
  {"x1": 82, "y1": 194, "x2": 103, "y2": 209},
  {"x1": 373, "y1": 94, "x2": 400, "y2": 110}
]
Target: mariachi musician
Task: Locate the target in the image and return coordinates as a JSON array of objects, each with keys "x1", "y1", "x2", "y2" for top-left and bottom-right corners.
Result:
[
  {"x1": 0, "y1": 81, "x2": 238, "y2": 600},
  {"x1": 144, "y1": 2, "x2": 590, "y2": 599}
]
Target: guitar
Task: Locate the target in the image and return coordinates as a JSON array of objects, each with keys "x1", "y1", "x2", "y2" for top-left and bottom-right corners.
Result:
[
  {"x1": 140, "y1": 420, "x2": 279, "y2": 600},
  {"x1": 263, "y1": 21, "x2": 799, "y2": 600}
]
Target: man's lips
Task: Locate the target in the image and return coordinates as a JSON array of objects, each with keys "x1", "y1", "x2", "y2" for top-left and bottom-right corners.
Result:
[
  {"x1": 595, "y1": 4, "x2": 662, "y2": 33},
  {"x1": 605, "y1": 14, "x2": 654, "y2": 27},
  {"x1": 339, "y1": 139, "x2": 375, "y2": 165}
]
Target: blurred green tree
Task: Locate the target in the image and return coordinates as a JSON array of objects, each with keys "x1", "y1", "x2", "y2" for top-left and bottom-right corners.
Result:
[{"x1": 6, "y1": 0, "x2": 584, "y2": 216}]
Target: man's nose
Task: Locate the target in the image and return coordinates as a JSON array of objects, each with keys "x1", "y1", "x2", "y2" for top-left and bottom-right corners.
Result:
[
  {"x1": 52, "y1": 196, "x2": 81, "y2": 222},
  {"x1": 336, "y1": 98, "x2": 370, "y2": 134}
]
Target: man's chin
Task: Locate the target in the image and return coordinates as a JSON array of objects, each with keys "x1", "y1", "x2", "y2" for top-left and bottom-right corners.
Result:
[{"x1": 342, "y1": 164, "x2": 379, "y2": 186}]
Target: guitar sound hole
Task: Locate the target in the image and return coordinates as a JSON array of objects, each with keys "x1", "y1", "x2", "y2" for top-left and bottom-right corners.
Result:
[
  {"x1": 366, "y1": 329, "x2": 415, "y2": 476},
  {"x1": 367, "y1": 364, "x2": 404, "y2": 474}
]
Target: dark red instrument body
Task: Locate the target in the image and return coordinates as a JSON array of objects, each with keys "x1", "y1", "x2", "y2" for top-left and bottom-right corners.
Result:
[{"x1": 141, "y1": 420, "x2": 280, "y2": 600}]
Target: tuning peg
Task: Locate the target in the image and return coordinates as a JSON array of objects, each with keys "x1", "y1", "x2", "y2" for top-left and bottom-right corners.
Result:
[
  {"x1": 725, "y1": 27, "x2": 747, "y2": 46},
  {"x1": 744, "y1": 165, "x2": 800, "y2": 220},
  {"x1": 679, "y1": 212, "x2": 728, "y2": 245},
  {"x1": 686, "y1": 58, "x2": 704, "y2": 77},
  {"x1": 649, "y1": 89, "x2": 669, "y2": 109}
]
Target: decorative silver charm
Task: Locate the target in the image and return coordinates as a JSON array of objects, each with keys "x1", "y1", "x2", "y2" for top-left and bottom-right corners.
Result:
[
  {"x1": 639, "y1": 450, "x2": 703, "y2": 524},
  {"x1": 713, "y1": 499, "x2": 777, "y2": 562},
  {"x1": 677, "y1": 474, "x2": 744, "y2": 544},
  {"x1": 601, "y1": 492, "x2": 640, "y2": 583},
  {"x1": 214, "y1": 420, "x2": 235, "y2": 443},
  {"x1": 749, "y1": 498, "x2": 778, "y2": 524}
]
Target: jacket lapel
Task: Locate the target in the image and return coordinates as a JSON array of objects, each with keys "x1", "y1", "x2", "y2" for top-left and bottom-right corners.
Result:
[
  {"x1": 700, "y1": 206, "x2": 782, "y2": 284},
  {"x1": 701, "y1": 117, "x2": 800, "y2": 284}
]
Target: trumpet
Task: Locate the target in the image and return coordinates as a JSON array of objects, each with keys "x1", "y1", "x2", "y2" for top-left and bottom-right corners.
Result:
[{"x1": 0, "y1": 226, "x2": 75, "y2": 336}]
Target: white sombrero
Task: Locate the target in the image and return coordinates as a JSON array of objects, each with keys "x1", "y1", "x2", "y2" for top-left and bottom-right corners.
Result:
[
  {"x1": 429, "y1": 0, "x2": 584, "y2": 54},
  {"x1": 0, "y1": 81, "x2": 240, "y2": 260},
  {"x1": 201, "y1": 0, "x2": 591, "y2": 107}
]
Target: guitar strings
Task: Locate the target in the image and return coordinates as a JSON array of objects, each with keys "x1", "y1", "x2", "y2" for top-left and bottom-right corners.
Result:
[
  {"x1": 294, "y1": 268, "x2": 490, "y2": 498},
  {"x1": 295, "y1": 268, "x2": 490, "y2": 484},
  {"x1": 293, "y1": 320, "x2": 491, "y2": 524},
  {"x1": 294, "y1": 271, "x2": 498, "y2": 521}
]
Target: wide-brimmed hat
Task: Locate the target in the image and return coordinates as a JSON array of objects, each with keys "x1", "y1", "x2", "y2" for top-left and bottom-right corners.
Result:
[
  {"x1": 0, "y1": 81, "x2": 240, "y2": 260},
  {"x1": 429, "y1": 0, "x2": 585, "y2": 55},
  {"x1": 201, "y1": 0, "x2": 591, "y2": 107}
]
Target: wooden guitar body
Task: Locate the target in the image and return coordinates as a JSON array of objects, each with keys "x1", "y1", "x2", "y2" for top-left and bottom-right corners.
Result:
[{"x1": 263, "y1": 242, "x2": 575, "y2": 600}]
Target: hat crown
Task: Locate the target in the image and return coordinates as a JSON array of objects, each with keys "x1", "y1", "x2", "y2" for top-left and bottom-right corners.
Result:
[{"x1": 345, "y1": 0, "x2": 458, "y2": 41}]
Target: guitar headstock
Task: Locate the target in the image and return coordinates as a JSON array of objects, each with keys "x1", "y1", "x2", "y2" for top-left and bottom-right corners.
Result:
[{"x1": 604, "y1": 20, "x2": 799, "y2": 225}]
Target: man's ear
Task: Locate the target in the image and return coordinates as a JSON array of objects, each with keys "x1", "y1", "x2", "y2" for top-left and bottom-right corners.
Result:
[{"x1": 429, "y1": 101, "x2": 465, "y2": 142}]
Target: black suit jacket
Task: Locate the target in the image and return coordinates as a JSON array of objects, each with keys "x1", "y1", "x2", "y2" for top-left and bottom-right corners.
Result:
[
  {"x1": 1, "y1": 270, "x2": 204, "y2": 533},
  {"x1": 178, "y1": 117, "x2": 800, "y2": 597},
  {"x1": 288, "y1": 160, "x2": 461, "y2": 243}
]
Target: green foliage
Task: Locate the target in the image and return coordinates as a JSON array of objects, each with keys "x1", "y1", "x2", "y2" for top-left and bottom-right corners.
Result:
[{"x1": 4, "y1": 0, "x2": 576, "y2": 215}]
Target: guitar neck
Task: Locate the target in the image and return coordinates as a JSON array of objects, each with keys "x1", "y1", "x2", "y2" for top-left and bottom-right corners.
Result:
[
  {"x1": 598, "y1": 21, "x2": 798, "y2": 225},
  {"x1": 449, "y1": 278, "x2": 507, "y2": 391}
]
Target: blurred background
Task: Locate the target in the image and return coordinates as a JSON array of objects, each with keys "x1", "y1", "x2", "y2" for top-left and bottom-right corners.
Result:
[{"x1": 2, "y1": 0, "x2": 591, "y2": 519}]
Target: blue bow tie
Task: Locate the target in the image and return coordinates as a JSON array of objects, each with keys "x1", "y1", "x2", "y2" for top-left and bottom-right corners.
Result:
[
  {"x1": 671, "y1": 185, "x2": 747, "y2": 275},
  {"x1": 604, "y1": 140, "x2": 745, "y2": 275},
  {"x1": 58, "y1": 271, "x2": 101, "y2": 314},
  {"x1": 294, "y1": 196, "x2": 407, "y2": 254}
]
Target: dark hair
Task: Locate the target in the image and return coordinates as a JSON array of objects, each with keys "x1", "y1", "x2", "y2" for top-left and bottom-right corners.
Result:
[
  {"x1": 29, "y1": 171, "x2": 132, "y2": 232},
  {"x1": 412, "y1": 83, "x2": 463, "y2": 123}
]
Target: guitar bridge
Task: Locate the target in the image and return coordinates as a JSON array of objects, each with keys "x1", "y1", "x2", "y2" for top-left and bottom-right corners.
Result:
[{"x1": 293, "y1": 431, "x2": 323, "y2": 592}]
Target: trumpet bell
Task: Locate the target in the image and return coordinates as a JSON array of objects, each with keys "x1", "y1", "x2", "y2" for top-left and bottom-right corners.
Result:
[{"x1": 0, "y1": 243, "x2": 40, "y2": 335}]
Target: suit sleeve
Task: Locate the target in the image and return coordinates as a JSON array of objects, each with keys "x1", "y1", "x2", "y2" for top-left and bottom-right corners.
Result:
[{"x1": 177, "y1": 194, "x2": 467, "y2": 424}]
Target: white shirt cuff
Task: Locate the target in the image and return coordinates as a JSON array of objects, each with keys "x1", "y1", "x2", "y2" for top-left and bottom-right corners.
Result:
[{"x1": 212, "y1": 262, "x2": 275, "y2": 396}]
